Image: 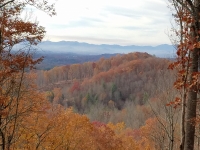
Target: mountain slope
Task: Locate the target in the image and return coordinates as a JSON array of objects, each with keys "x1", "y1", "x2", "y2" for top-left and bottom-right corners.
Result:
[{"x1": 36, "y1": 52, "x2": 172, "y2": 111}]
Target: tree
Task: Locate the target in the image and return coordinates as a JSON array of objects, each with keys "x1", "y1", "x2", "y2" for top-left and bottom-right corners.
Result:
[
  {"x1": 0, "y1": 0, "x2": 55, "y2": 149},
  {"x1": 91, "y1": 121, "x2": 123, "y2": 150},
  {"x1": 169, "y1": 0, "x2": 200, "y2": 149}
]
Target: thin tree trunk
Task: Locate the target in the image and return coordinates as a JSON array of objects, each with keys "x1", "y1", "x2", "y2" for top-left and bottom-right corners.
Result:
[
  {"x1": 180, "y1": 7, "x2": 186, "y2": 150},
  {"x1": 180, "y1": 92, "x2": 186, "y2": 150},
  {"x1": 0, "y1": 115, "x2": 5, "y2": 150}
]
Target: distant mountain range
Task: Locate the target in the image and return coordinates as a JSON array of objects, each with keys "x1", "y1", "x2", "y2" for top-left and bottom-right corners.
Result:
[{"x1": 37, "y1": 41, "x2": 176, "y2": 58}]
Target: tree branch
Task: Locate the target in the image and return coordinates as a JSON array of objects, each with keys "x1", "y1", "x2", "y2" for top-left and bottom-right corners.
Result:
[
  {"x1": 0, "y1": 0, "x2": 15, "y2": 9},
  {"x1": 175, "y1": 0, "x2": 194, "y2": 15},
  {"x1": 185, "y1": 0, "x2": 194, "y2": 10}
]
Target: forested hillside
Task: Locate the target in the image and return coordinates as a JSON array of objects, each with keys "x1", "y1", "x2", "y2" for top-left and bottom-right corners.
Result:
[
  {"x1": 32, "y1": 52, "x2": 184, "y2": 149},
  {"x1": 35, "y1": 52, "x2": 174, "y2": 124}
]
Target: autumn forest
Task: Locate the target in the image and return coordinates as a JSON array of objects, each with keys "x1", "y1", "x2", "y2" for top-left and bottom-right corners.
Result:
[{"x1": 1, "y1": 0, "x2": 200, "y2": 150}]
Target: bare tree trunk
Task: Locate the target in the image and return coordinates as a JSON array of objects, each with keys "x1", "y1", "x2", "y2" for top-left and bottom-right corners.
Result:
[
  {"x1": 184, "y1": 0, "x2": 200, "y2": 148},
  {"x1": 184, "y1": 48, "x2": 198, "y2": 150},
  {"x1": 180, "y1": 92, "x2": 186, "y2": 150}
]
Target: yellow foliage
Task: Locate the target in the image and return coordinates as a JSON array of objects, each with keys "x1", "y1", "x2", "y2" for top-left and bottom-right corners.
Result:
[{"x1": 107, "y1": 122, "x2": 125, "y2": 134}]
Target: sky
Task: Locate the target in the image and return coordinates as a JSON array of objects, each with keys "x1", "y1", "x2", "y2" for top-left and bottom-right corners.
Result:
[{"x1": 32, "y1": 0, "x2": 173, "y2": 46}]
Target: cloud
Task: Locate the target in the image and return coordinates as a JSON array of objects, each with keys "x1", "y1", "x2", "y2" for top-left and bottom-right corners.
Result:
[
  {"x1": 33, "y1": 0, "x2": 173, "y2": 46},
  {"x1": 50, "y1": 20, "x2": 95, "y2": 29}
]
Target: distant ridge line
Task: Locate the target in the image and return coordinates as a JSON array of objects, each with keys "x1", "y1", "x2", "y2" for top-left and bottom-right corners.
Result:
[{"x1": 38, "y1": 40, "x2": 175, "y2": 57}]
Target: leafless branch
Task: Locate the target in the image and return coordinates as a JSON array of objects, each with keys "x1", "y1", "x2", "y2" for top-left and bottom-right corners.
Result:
[{"x1": 0, "y1": 0, "x2": 15, "y2": 9}]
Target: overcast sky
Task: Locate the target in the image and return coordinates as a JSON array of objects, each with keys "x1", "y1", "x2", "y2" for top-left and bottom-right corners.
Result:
[{"x1": 33, "y1": 0, "x2": 173, "y2": 46}]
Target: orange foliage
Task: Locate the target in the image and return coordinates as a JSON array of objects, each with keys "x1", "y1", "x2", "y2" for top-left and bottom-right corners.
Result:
[
  {"x1": 69, "y1": 80, "x2": 81, "y2": 94},
  {"x1": 0, "y1": 0, "x2": 56, "y2": 149},
  {"x1": 12, "y1": 105, "x2": 145, "y2": 150}
]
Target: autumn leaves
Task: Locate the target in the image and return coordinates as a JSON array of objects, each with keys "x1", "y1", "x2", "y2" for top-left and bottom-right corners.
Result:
[
  {"x1": 9, "y1": 104, "x2": 148, "y2": 150},
  {"x1": 0, "y1": 0, "x2": 53, "y2": 149}
]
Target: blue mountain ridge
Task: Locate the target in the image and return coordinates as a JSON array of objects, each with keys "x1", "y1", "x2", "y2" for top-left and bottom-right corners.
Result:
[{"x1": 36, "y1": 41, "x2": 175, "y2": 58}]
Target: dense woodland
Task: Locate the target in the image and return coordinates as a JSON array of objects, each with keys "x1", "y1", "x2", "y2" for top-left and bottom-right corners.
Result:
[
  {"x1": 34, "y1": 52, "x2": 118, "y2": 70},
  {"x1": 34, "y1": 51, "x2": 181, "y2": 149},
  {"x1": 1, "y1": 0, "x2": 200, "y2": 150},
  {"x1": 35, "y1": 52, "x2": 172, "y2": 120}
]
